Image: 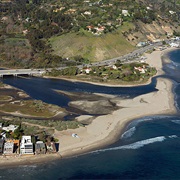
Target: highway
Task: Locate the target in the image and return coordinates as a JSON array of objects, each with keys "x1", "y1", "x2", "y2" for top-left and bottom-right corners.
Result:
[{"x1": 0, "y1": 38, "x2": 179, "y2": 77}]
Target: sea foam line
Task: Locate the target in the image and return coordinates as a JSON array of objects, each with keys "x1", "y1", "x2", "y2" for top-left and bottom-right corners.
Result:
[
  {"x1": 92, "y1": 136, "x2": 166, "y2": 154},
  {"x1": 121, "y1": 127, "x2": 136, "y2": 139},
  {"x1": 171, "y1": 120, "x2": 180, "y2": 125}
]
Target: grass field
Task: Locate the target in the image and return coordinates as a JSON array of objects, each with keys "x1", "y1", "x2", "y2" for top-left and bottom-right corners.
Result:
[{"x1": 49, "y1": 28, "x2": 135, "y2": 62}]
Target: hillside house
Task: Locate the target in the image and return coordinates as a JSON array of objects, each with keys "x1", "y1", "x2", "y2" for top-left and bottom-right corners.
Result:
[
  {"x1": 35, "y1": 141, "x2": 46, "y2": 154},
  {"x1": 20, "y1": 136, "x2": 34, "y2": 155},
  {"x1": 122, "y1": 10, "x2": 129, "y2": 16},
  {"x1": 94, "y1": 26, "x2": 105, "y2": 33},
  {"x1": 84, "y1": 11, "x2": 91, "y2": 15},
  {"x1": 136, "y1": 42, "x2": 147, "y2": 47},
  {"x1": 84, "y1": 68, "x2": 92, "y2": 74},
  {"x1": 3, "y1": 142, "x2": 14, "y2": 154}
]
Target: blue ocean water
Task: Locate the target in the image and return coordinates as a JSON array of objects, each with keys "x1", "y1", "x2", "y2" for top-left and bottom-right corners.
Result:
[{"x1": 0, "y1": 49, "x2": 180, "y2": 179}]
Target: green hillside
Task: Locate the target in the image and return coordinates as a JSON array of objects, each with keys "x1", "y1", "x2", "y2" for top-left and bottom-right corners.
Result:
[
  {"x1": 50, "y1": 29, "x2": 135, "y2": 62},
  {"x1": 0, "y1": 0, "x2": 179, "y2": 68}
]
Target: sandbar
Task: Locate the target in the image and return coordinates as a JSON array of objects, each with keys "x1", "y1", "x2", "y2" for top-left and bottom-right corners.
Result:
[{"x1": 0, "y1": 47, "x2": 178, "y2": 167}]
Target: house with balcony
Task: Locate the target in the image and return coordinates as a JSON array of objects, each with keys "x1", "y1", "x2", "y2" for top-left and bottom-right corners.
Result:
[
  {"x1": 46, "y1": 142, "x2": 57, "y2": 153},
  {"x1": 35, "y1": 141, "x2": 46, "y2": 154},
  {"x1": 3, "y1": 142, "x2": 14, "y2": 154},
  {"x1": 6, "y1": 139, "x2": 20, "y2": 154},
  {"x1": 20, "y1": 136, "x2": 34, "y2": 155}
]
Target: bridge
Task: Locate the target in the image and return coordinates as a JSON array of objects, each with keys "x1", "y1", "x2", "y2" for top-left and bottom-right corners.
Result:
[{"x1": 0, "y1": 69, "x2": 46, "y2": 77}]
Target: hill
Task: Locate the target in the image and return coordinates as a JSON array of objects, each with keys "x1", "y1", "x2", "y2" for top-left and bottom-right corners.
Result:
[
  {"x1": 50, "y1": 27, "x2": 135, "y2": 62},
  {"x1": 0, "y1": 0, "x2": 179, "y2": 68}
]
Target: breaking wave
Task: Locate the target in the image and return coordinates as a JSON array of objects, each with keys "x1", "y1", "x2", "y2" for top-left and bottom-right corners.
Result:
[
  {"x1": 91, "y1": 135, "x2": 178, "y2": 154},
  {"x1": 171, "y1": 120, "x2": 180, "y2": 125},
  {"x1": 169, "y1": 135, "x2": 178, "y2": 138},
  {"x1": 91, "y1": 136, "x2": 166, "y2": 154},
  {"x1": 121, "y1": 127, "x2": 136, "y2": 139}
]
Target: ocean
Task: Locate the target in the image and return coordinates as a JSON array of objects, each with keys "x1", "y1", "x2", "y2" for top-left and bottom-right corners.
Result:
[{"x1": 0, "y1": 49, "x2": 180, "y2": 180}]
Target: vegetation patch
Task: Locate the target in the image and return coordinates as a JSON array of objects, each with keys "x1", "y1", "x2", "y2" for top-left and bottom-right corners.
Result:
[
  {"x1": 0, "y1": 95, "x2": 12, "y2": 101},
  {"x1": 47, "y1": 62, "x2": 157, "y2": 84},
  {"x1": 0, "y1": 99, "x2": 65, "y2": 117}
]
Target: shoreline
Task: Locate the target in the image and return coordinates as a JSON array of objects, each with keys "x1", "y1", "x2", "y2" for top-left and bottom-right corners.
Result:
[
  {"x1": 56, "y1": 77, "x2": 177, "y2": 158},
  {"x1": 43, "y1": 47, "x2": 178, "y2": 88},
  {"x1": 0, "y1": 47, "x2": 178, "y2": 167},
  {"x1": 52, "y1": 47, "x2": 178, "y2": 157}
]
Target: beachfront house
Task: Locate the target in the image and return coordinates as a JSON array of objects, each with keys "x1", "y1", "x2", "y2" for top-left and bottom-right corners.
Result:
[
  {"x1": 2, "y1": 124, "x2": 18, "y2": 132},
  {"x1": 20, "y1": 136, "x2": 34, "y2": 155},
  {"x1": 45, "y1": 142, "x2": 57, "y2": 153},
  {"x1": 0, "y1": 139, "x2": 4, "y2": 154},
  {"x1": 3, "y1": 142, "x2": 14, "y2": 154},
  {"x1": 35, "y1": 141, "x2": 46, "y2": 154},
  {"x1": 6, "y1": 139, "x2": 20, "y2": 154}
]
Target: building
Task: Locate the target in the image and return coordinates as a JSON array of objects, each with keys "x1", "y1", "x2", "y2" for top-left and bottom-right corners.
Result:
[
  {"x1": 46, "y1": 142, "x2": 57, "y2": 153},
  {"x1": 6, "y1": 139, "x2": 20, "y2": 153},
  {"x1": 20, "y1": 136, "x2": 34, "y2": 155},
  {"x1": 136, "y1": 42, "x2": 147, "y2": 47},
  {"x1": 2, "y1": 124, "x2": 18, "y2": 132},
  {"x1": 122, "y1": 10, "x2": 129, "y2": 16},
  {"x1": 0, "y1": 139, "x2": 4, "y2": 154},
  {"x1": 35, "y1": 141, "x2": 46, "y2": 154},
  {"x1": 170, "y1": 42, "x2": 179, "y2": 48},
  {"x1": 3, "y1": 142, "x2": 14, "y2": 154}
]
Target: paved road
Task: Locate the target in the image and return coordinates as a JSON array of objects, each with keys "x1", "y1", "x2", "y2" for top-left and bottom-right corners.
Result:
[{"x1": 0, "y1": 39, "x2": 179, "y2": 76}]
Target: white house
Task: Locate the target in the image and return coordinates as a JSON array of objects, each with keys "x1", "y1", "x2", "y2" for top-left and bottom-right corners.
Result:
[
  {"x1": 84, "y1": 11, "x2": 91, "y2": 15},
  {"x1": 122, "y1": 10, "x2": 129, "y2": 16},
  {"x1": 134, "y1": 67, "x2": 146, "y2": 74},
  {"x1": 112, "y1": 65, "x2": 117, "y2": 70},
  {"x1": 20, "y1": 136, "x2": 34, "y2": 155},
  {"x1": 136, "y1": 42, "x2": 147, "y2": 47},
  {"x1": 85, "y1": 68, "x2": 92, "y2": 74},
  {"x1": 3, "y1": 142, "x2": 14, "y2": 154},
  {"x1": 170, "y1": 42, "x2": 179, "y2": 48},
  {"x1": 2, "y1": 125, "x2": 18, "y2": 132},
  {"x1": 169, "y1": 10, "x2": 176, "y2": 15}
]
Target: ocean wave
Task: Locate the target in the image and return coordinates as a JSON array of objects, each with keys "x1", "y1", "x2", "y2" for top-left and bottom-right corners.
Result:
[
  {"x1": 171, "y1": 120, "x2": 180, "y2": 125},
  {"x1": 166, "y1": 64, "x2": 176, "y2": 69},
  {"x1": 172, "y1": 61, "x2": 180, "y2": 67},
  {"x1": 92, "y1": 136, "x2": 166, "y2": 154},
  {"x1": 168, "y1": 135, "x2": 178, "y2": 138},
  {"x1": 129, "y1": 116, "x2": 179, "y2": 129},
  {"x1": 128, "y1": 117, "x2": 153, "y2": 128},
  {"x1": 121, "y1": 127, "x2": 136, "y2": 139}
]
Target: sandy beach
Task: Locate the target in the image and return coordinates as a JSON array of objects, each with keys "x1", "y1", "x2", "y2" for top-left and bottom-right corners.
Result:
[
  {"x1": 54, "y1": 47, "x2": 177, "y2": 157},
  {"x1": 0, "y1": 47, "x2": 178, "y2": 166}
]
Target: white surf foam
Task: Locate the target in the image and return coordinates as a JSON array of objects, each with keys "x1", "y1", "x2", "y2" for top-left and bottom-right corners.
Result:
[
  {"x1": 92, "y1": 136, "x2": 166, "y2": 154},
  {"x1": 168, "y1": 135, "x2": 178, "y2": 138},
  {"x1": 121, "y1": 127, "x2": 136, "y2": 139},
  {"x1": 171, "y1": 120, "x2": 180, "y2": 125}
]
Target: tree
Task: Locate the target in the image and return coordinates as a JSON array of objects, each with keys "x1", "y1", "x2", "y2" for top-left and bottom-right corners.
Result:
[{"x1": 13, "y1": 123, "x2": 24, "y2": 139}]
